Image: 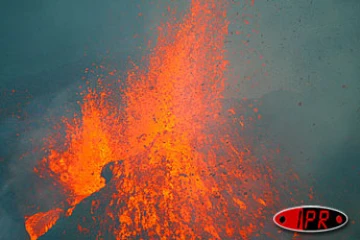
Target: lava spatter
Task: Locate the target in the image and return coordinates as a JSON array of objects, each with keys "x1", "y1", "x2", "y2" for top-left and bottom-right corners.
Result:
[
  {"x1": 25, "y1": 208, "x2": 64, "y2": 240},
  {"x1": 26, "y1": 0, "x2": 278, "y2": 239}
]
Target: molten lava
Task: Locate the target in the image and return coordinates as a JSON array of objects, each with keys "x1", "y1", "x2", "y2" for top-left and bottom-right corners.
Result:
[
  {"x1": 26, "y1": 0, "x2": 278, "y2": 239},
  {"x1": 25, "y1": 208, "x2": 64, "y2": 240}
]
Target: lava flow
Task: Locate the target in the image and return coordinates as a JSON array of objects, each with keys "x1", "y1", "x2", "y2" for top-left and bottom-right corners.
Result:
[{"x1": 26, "y1": 0, "x2": 278, "y2": 239}]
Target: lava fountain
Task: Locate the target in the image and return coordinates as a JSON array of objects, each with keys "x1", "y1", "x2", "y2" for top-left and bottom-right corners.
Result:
[{"x1": 25, "y1": 0, "x2": 278, "y2": 239}]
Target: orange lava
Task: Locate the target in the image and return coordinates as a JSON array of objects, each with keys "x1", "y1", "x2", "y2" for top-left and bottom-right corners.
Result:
[
  {"x1": 25, "y1": 208, "x2": 64, "y2": 240},
  {"x1": 26, "y1": 0, "x2": 278, "y2": 239}
]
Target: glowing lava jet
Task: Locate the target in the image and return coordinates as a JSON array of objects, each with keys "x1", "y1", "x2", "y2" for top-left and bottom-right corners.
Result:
[{"x1": 25, "y1": 0, "x2": 277, "y2": 239}]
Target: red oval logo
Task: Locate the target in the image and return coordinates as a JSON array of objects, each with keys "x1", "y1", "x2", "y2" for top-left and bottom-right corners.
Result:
[{"x1": 273, "y1": 205, "x2": 348, "y2": 233}]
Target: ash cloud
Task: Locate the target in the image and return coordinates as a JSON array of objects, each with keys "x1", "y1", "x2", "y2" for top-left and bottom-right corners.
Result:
[{"x1": 226, "y1": 0, "x2": 360, "y2": 238}]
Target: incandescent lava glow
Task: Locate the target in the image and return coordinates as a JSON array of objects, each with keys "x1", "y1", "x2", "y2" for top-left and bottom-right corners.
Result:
[{"x1": 26, "y1": 0, "x2": 278, "y2": 239}]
